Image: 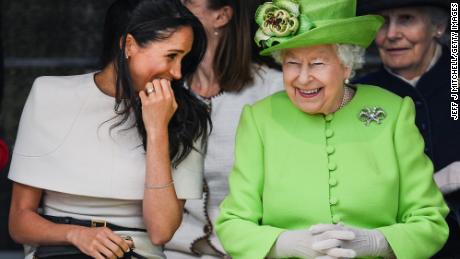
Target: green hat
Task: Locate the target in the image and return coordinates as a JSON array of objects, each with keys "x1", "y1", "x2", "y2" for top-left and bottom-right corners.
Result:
[{"x1": 255, "y1": 0, "x2": 384, "y2": 56}]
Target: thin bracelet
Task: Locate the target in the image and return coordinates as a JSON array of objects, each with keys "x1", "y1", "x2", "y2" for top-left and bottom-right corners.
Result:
[{"x1": 145, "y1": 181, "x2": 174, "y2": 189}]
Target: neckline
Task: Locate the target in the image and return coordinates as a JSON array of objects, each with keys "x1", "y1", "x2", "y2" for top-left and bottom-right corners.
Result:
[
  {"x1": 199, "y1": 90, "x2": 224, "y2": 101},
  {"x1": 185, "y1": 81, "x2": 225, "y2": 103},
  {"x1": 90, "y1": 72, "x2": 116, "y2": 101},
  {"x1": 325, "y1": 84, "x2": 360, "y2": 117}
]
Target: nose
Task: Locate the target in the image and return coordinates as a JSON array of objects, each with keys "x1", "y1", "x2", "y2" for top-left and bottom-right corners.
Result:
[
  {"x1": 386, "y1": 20, "x2": 401, "y2": 40},
  {"x1": 296, "y1": 65, "x2": 311, "y2": 85},
  {"x1": 170, "y1": 61, "x2": 182, "y2": 80}
]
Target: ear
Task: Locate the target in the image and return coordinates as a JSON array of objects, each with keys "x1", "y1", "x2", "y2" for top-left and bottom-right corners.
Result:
[
  {"x1": 124, "y1": 34, "x2": 140, "y2": 58},
  {"x1": 433, "y1": 22, "x2": 447, "y2": 39},
  {"x1": 343, "y1": 65, "x2": 352, "y2": 81},
  {"x1": 213, "y1": 5, "x2": 233, "y2": 29}
]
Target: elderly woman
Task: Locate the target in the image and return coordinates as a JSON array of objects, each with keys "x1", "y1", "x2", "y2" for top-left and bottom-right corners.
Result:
[
  {"x1": 215, "y1": 0, "x2": 449, "y2": 258},
  {"x1": 356, "y1": 0, "x2": 459, "y2": 257}
]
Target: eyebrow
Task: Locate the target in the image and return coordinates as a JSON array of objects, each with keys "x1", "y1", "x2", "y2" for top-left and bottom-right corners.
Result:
[{"x1": 167, "y1": 49, "x2": 186, "y2": 53}]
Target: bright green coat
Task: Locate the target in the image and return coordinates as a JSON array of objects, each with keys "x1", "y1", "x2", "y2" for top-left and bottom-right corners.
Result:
[{"x1": 215, "y1": 85, "x2": 449, "y2": 259}]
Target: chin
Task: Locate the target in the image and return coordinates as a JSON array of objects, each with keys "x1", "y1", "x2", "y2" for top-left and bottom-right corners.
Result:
[{"x1": 295, "y1": 104, "x2": 320, "y2": 115}]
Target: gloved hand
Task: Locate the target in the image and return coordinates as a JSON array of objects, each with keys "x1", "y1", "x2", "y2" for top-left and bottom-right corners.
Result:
[
  {"x1": 310, "y1": 224, "x2": 394, "y2": 258},
  {"x1": 268, "y1": 228, "x2": 356, "y2": 259},
  {"x1": 434, "y1": 161, "x2": 460, "y2": 194}
]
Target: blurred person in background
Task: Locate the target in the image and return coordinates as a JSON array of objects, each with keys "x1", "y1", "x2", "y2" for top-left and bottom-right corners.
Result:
[
  {"x1": 164, "y1": 0, "x2": 283, "y2": 258},
  {"x1": 355, "y1": 0, "x2": 459, "y2": 257}
]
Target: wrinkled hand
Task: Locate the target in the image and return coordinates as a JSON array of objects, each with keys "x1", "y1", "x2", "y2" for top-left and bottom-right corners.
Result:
[
  {"x1": 67, "y1": 226, "x2": 133, "y2": 259},
  {"x1": 139, "y1": 79, "x2": 178, "y2": 134},
  {"x1": 268, "y1": 228, "x2": 356, "y2": 259},
  {"x1": 310, "y1": 224, "x2": 393, "y2": 258}
]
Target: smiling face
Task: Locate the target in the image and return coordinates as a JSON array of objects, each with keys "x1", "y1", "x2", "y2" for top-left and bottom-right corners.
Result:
[
  {"x1": 375, "y1": 7, "x2": 438, "y2": 79},
  {"x1": 126, "y1": 26, "x2": 194, "y2": 91},
  {"x1": 282, "y1": 44, "x2": 351, "y2": 115}
]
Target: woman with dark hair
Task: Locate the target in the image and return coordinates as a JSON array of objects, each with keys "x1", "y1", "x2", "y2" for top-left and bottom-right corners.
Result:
[
  {"x1": 164, "y1": 0, "x2": 283, "y2": 258},
  {"x1": 8, "y1": 0, "x2": 209, "y2": 258}
]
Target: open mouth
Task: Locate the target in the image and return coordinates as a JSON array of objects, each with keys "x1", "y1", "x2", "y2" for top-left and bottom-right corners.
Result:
[{"x1": 296, "y1": 87, "x2": 322, "y2": 98}]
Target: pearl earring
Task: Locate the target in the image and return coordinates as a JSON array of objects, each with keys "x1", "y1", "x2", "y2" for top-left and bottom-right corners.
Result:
[
  {"x1": 214, "y1": 30, "x2": 219, "y2": 36},
  {"x1": 345, "y1": 78, "x2": 350, "y2": 84}
]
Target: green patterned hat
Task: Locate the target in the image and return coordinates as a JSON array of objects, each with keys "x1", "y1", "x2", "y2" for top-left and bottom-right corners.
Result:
[{"x1": 255, "y1": 0, "x2": 384, "y2": 56}]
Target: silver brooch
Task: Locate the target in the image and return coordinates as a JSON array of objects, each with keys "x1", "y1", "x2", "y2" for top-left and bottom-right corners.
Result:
[{"x1": 359, "y1": 107, "x2": 386, "y2": 126}]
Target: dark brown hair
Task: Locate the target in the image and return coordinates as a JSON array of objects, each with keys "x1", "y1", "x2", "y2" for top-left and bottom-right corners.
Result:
[
  {"x1": 207, "y1": 0, "x2": 279, "y2": 92},
  {"x1": 100, "y1": 0, "x2": 210, "y2": 166}
]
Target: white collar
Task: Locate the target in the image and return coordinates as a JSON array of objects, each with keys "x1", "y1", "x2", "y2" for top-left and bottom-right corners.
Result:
[{"x1": 384, "y1": 43, "x2": 442, "y2": 87}]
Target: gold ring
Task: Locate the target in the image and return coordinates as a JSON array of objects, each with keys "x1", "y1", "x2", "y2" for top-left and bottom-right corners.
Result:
[{"x1": 145, "y1": 86, "x2": 155, "y2": 95}]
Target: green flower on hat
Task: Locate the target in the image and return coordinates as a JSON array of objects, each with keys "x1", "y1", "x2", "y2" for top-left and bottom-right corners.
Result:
[
  {"x1": 255, "y1": 0, "x2": 314, "y2": 48},
  {"x1": 254, "y1": 0, "x2": 384, "y2": 56}
]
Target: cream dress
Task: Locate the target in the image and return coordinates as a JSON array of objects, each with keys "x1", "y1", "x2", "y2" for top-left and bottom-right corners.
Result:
[{"x1": 9, "y1": 73, "x2": 204, "y2": 259}]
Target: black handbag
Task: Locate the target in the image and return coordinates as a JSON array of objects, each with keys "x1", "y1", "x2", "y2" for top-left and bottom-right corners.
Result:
[{"x1": 34, "y1": 215, "x2": 147, "y2": 259}]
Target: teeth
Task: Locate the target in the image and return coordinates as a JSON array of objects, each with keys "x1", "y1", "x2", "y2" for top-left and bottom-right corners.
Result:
[{"x1": 299, "y1": 88, "x2": 319, "y2": 94}]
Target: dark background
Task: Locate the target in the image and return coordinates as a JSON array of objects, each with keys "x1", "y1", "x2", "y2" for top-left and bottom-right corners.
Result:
[
  {"x1": 0, "y1": 0, "x2": 114, "y2": 255},
  {"x1": 0, "y1": 0, "x2": 383, "y2": 256}
]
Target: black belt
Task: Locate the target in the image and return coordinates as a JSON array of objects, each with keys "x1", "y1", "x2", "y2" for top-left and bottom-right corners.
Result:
[
  {"x1": 43, "y1": 215, "x2": 147, "y2": 232},
  {"x1": 36, "y1": 215, "x2": 147, "y2": 259}
]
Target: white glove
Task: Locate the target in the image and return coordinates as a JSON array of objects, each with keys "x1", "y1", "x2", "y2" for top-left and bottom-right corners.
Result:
[
  {"x1": 310, "y1": 224, "x2": 394, "y2": 258},
  {"x1": 268, "y1": 228, "x2": 356, "y2": 259},
  {"x1": 434, "y1": 161, "x2": 460, "y2": 194}
]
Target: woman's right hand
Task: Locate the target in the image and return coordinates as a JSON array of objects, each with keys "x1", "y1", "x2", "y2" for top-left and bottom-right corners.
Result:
[
  {"x1": 67, "y1": 226, "x2": 133, "y2": 259},
  {"x1": 139, "y1": 79, "x2": 178, "y2": 135}
]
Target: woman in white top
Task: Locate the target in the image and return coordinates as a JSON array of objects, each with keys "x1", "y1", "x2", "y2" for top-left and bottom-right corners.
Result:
[
  {"x1": 164, "y1": 0, "x2": 283, "y2": 258},
  {"x1": 8, "y1": 0, "x2": 210, "y2": 258}
]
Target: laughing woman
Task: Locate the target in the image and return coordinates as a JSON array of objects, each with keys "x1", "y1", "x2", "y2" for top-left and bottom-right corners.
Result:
[
  {"x1": 215, "y1": 0, "x2": 449, "y2": 258},
  {"x1": 8, "y1": 0, "x2": 209, "y2": 258}
]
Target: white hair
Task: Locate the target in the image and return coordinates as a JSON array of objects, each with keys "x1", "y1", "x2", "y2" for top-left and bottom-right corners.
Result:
[
  {"x1": 271, "y1": 44, "x2": 366, "y2": 79},
  {"x1": 335, "y1": 44, "x2": 366, "y2": 79}
]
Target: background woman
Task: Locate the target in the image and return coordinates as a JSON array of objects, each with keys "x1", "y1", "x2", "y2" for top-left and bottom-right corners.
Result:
[
  {"x1": 355, "y1": 1, "x2": 459, "y2": 256},
  {"x1": 164, "y1": 0, "x2": 283, "y2": 258},
  {"x1": 216, "y1": 0, "x2": 449, "y2": 258},
  {"x1": 8, "y1": 0, "x2": 209, "y2": 258}
]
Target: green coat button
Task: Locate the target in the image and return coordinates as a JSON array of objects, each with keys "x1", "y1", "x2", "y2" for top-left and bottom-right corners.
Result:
[
  {"x1": 332, "y1": 215, "x2": 342, "y2": 223},
  {"x1": 328, "y1": 162, "x2": 337, "y2": 171},
  {"x1": 326, "y1": 146, "x2": 335, "y2": 154},
  {"x1": 329, "y1": 178, "x2": 337, "y2": 186},
  {"x1": 325, "y1": 114, "x2": 334, "y2": 122},
  {"x1": 325, "y1": 129, "x2": 334, "y2": 138},
  {"x1": 330, "y1": 197, "x2": 338, "y2": 205}
]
